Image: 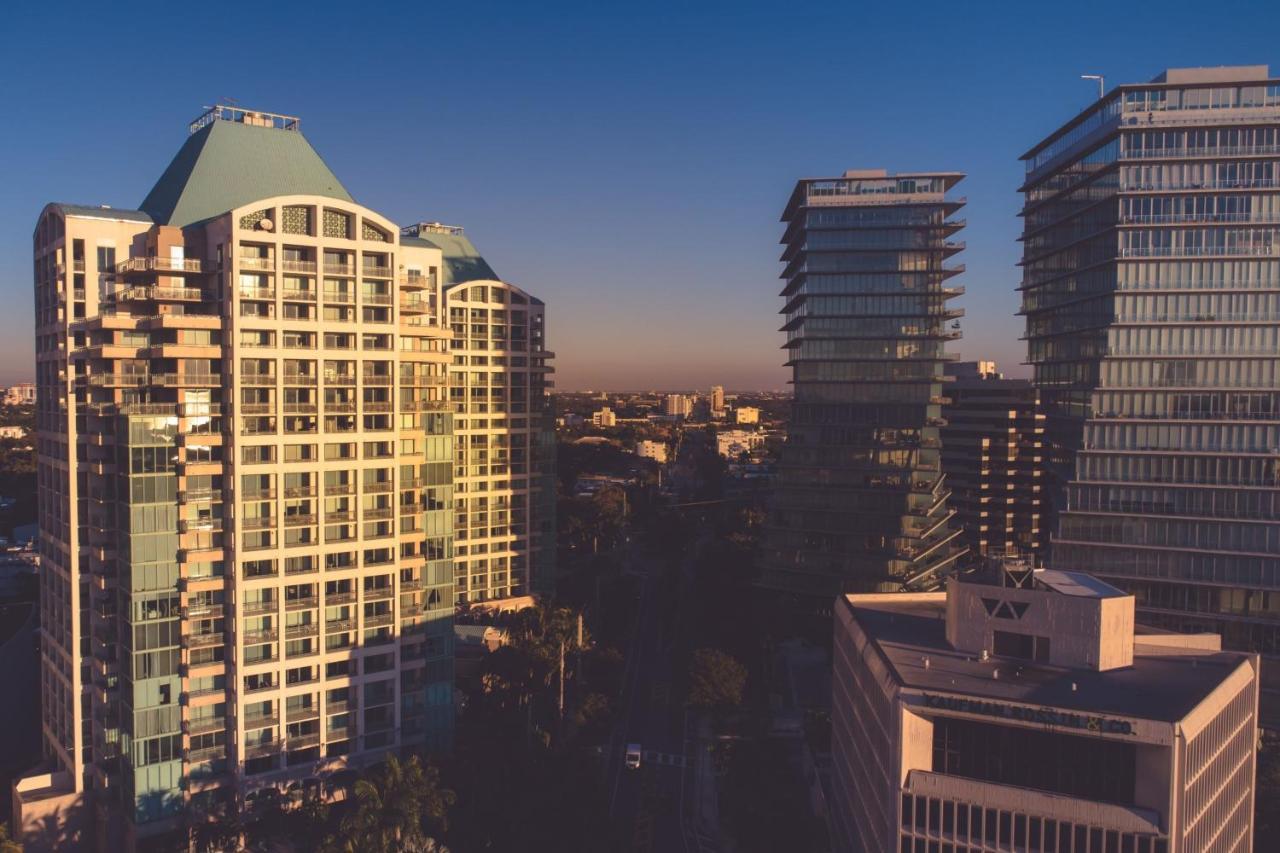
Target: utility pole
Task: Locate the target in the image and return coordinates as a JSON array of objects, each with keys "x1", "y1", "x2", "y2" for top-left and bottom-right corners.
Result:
[{"x1": 558, "y1": 637, "x2": 566, "y2": 729}]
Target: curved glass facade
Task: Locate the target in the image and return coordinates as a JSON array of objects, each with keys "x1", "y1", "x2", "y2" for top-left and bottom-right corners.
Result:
[
  {"x1": 1021, "y1": 69, "x2": 1280, "y2": 714},
  {"x1": 760, "y1": 172, "x2": 968, "y2": 598}
]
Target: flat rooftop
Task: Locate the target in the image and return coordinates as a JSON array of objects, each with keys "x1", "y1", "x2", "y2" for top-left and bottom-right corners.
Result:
[{"x1": 843, "y1": 596, "x2": 1251, "y2": 723}]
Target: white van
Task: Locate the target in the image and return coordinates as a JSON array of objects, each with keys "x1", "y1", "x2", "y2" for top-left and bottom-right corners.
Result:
[{"x1": 625, "y1": 744, "x2": 642, "y2": 770}]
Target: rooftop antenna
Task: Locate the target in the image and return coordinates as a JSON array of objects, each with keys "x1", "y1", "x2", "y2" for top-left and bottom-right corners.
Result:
[{"x1": 1081, "y1": 74, "x2": 1105, "y2": 101}]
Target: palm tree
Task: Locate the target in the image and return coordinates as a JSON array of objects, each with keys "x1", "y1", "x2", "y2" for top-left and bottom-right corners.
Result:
[
  {"x1": 0, "y1": 821, "x2": 22, "y2": 853},
  {"x1": 333, "y1": 755, "x2": 454, "y2": 853}
]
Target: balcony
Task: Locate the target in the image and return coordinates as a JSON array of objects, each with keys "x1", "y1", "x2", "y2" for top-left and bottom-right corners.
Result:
[
  {"x1": 243, "y1": 711, "x2": 280, "y2": 729},
  {"x1": 281, "y1": 259, "x2": 317, "y2": 274},
  {"x1": 323, "y1": 290, "x2": 355, "y2": 305},
  {"x1": 239, "y1": 257, "x2": 275, "y2": 272},
  {"x1": 243, "y1": 628, "x2": 278, "y2": 645},
  {"x1": 282, "y1": 288, "x2": 317, "y2": 302},
  {"x1": 286, "y1": 733, "x2": 321, "y2": 751},
  {"x1": 362, "y1": 265, "x2": 393, "y2": 279},
  {"x1": 117, "y1": 256, "x2": 205, "y2": 275},
  {"x1": 362, "y1": 374, "x2": 392, "y2": 386},
  {"x1": 240, "y1": 517, "x2": 275, "y2": 531},
  {"x1": 325, "y1": 618, "x2": 356, "y2": 633},
  {"x1": 325, "y1": 591, "x2": 357, "y2": 605},
  {"x1": 114, "y1": 285, "x2": 206, "y2": 302},
  {"x1": 325, "y1": 483, "x2": 354, "y2": 496},
  {"x1": 399, "y1": 273, "x2": 434, "y2": 290},
  {"x1": 400, "y1": 299, "x2": 430, "y2": 315},
  {"x1": 364, "y1": 587, "x2": 394, "y2": 601},
  {"x1": 187, "y1": 745, "x2": 225, "y2": 763},
  {"x1": 323, "y1": 263, "x2": 355, "y2": 277},
  {"x1": 242, "y1": 374, "x2": 277, "y2": 386},
  {"x1": 363, "y1": 401, "x2": 393, "y2": 413},
  {"x1": 365, "y1": 481, "x2": 393, "y2": 494},
  {"x1": 244, "y1": 741, "x2": 282, "y2": 759},
  {"x1": 362, "y1": 293, "x2": 393, "y2": 306},
  {"x1": 242, "y1": 600, "x2": 276, "y2": 616},
  {"x1": 282, "y1": 403, "x2": 318, "y2": 415},
  {"x1": 282, "y1": 372, "x2": 318, "y2": 386},
  {"x1": 363, "y1": 613, "x2": 394, "y2": 628},
  {"x1": 184, "y1": 603, "x2": 225, "y2": 619},
  {"x1": 185, "y1": 632, "x2": 224, "y2": 649},
  {"x1": 239, "y1": 287, "x2": 276, "y2": 301},
  {"x1": 184, "y1": 717, "x2": 225, "y2": 736},
  {"x1": 282, "y1": 485, "x2": 315, "y2": 499},
  {"x1": 285, "y1": 623, "x2": 319, "y2": 640},
  {"x1": 286, "y1": 596, "x2": 319, "y2": 611}
]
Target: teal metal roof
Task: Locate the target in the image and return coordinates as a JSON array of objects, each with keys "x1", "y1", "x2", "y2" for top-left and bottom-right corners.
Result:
[
  {"x1": 52, "y1": 203, "x2": 152, "y2": 223},
  {"x1": 139, "y1": 119, "x2": 353, "y2": 227},
  {"x1": 415, "y1": 231, "x2": 499, "y2": 287}
]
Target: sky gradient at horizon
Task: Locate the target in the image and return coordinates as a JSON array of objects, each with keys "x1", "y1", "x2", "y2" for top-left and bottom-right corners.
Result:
[{"x1": 2, "y1": 1, "x2": 1278, "y2": 391}]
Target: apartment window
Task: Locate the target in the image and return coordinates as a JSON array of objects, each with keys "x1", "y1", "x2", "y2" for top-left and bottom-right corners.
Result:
[
  {"x1": 242, "y1": 445, "x2": 276, "y2": 465},
  {"x1": 282, "y1": 444, "x2": 316, "y2": 463}
]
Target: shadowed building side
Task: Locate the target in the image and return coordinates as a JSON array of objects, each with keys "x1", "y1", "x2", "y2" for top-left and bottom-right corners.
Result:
[{"x1": 760, "y1": 170, "x2": 968, "y2": 605}]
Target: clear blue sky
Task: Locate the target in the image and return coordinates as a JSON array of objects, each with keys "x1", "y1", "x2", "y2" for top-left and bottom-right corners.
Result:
[{"x1": 2, "y1": 0, "x2": 1277, "y2": 391}]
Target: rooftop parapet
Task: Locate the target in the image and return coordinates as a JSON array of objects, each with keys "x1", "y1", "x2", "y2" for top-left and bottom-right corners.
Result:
[{"x1": 189, "y1": 105, "x2": 300, "y2": 135}]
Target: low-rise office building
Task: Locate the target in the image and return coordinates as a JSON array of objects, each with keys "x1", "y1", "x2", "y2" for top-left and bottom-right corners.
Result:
[
  {"x1": 831, "y1": 558, "x2": 1259, "y2": 853},
  {"x1": 635, "y1": 440, "x2": 668, "y2": 463}
]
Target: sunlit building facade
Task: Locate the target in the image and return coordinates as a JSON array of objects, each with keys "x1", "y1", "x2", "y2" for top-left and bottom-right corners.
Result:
[
  {"x1": 832, "y1": 558, "x2": 1259, "y2": 853},
  {"x1": 20, "y1": 106, "x2": 457, "y2": 849},
  {"x1": 1019, "y1": 66, "x2": 1280, "y2": 717},
  {"x1": 760, "y1": 170, "x2": 968, "y2": 600},
  {"x1": 402, "y1": 223, "x2": 556, "y2": 609}
]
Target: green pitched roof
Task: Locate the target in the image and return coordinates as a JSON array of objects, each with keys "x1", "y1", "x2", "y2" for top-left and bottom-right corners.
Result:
[
  {"x1": 139, "y1": 119, "x2": 353, "y2": 227},
  {"x1": 415, "y1": 231, "x2": 499, "y2": 287}
]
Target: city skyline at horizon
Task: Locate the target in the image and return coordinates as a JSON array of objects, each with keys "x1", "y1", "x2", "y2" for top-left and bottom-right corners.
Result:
[{"x1": 3, "y1": 3, "x2": 1279, "y2": 390}]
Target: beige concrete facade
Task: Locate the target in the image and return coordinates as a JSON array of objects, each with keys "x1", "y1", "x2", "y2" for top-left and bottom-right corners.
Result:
[
  {"x1": 831, "y1": 561, "x2": 1259, "y2": 853},
  {"x1": 429, "y1": 255, "x2": 555, "y2": 608},
  {"x1": 19, "y1": 108, "x2": 471, "y2": 849}
]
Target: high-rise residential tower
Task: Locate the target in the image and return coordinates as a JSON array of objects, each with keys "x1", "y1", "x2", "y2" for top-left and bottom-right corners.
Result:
[
  {"x1": 19, "y1": 106, "x2": 458, "y2": 849},
  {"x1": 941, "y1": 362, "x2": 1046, "y2": 558},
  {"x1": 402, "y1": 223, "x2": 556, "y2": 608},
  {"x1": 710, "y1": 385, "x2": 725, "y2": 417},
  {"x1": 760, "y1": 170, "x2": 968, "y2": 601},
  {"x1": 1020, "y1": 66, "x2": 1280, "y2": 718}
]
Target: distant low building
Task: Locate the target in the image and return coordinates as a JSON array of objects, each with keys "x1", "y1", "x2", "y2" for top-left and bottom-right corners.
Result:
[
  {"x1": 734, "y1": 406, "x2": 760, "y2": 425},
  {"x1": 716, "y1": 429, "x2": 763, "y2": 458},
  {"x1": 664, "y1": 394, "x2": 692, "y2": 418},
  {"x1": 0, "y1": 425, "x2": 28, "y2": 439},
  {"x1": 634, "y1": 440, "x2": 668, "y2": 463},
  {"x1": 592, "y1": 407, "x2": 617, "y2": 427},
  {"x1": 574, "y1": 473, "x2": 633, "y2": 496},
  {"x1": 2, "y1": 383, "x2": 34, "y2": 406},
  {"x1": 558, "y1": 413, "x2": 584, "y2": 428}
]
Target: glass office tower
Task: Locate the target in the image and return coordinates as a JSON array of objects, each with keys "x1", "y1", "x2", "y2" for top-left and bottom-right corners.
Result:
[
  {"x1": 1020, "y1": 66, "x2": 1280, "y2": 717},
  {"x1": 760, "y1": 170, "x2": 968, "y2": 601}
]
